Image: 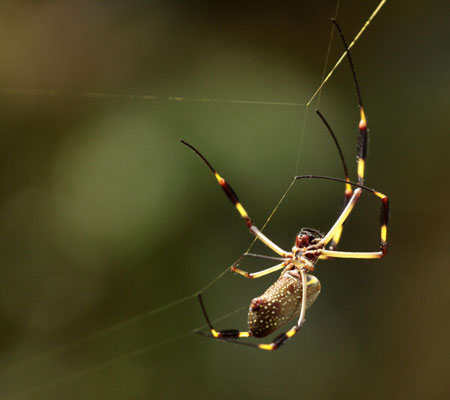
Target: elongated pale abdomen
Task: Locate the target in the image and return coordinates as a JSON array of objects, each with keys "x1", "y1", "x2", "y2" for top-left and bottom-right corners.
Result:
[{"x1": 248, "y1": 270, "x2": 321, "y2": 338}]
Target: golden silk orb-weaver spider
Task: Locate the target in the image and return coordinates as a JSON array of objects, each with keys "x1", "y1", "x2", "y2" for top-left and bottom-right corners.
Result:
[{"x1": 181, "y1": 20, "x2": 389, "y2": 351}]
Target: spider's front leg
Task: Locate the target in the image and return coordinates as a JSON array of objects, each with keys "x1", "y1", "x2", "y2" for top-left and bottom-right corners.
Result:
[
  {"x1": 320, "y1": 186, "x2": 389, "y2": 259},
  {"x1": 181, "y1": 140, "x2": 290, "y2": 258}
]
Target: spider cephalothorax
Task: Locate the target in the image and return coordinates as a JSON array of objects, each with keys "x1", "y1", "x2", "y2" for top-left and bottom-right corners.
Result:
[
  {"x1": 295, "y1": 227, "x2": 324, "y2": 248},
  {"x1": 292, "y1": 228, "x2": 325, "y2": 265},
  {"x1": 297, "y1": 228, "x2": 324, "y2": 243}
]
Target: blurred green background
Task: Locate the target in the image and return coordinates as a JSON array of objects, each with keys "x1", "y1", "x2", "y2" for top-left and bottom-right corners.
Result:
[{"x1": 0, "y1": 1, "x2": 449, "y2": 399}]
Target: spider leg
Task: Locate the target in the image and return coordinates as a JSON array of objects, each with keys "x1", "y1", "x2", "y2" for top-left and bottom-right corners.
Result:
[
  {"x1": 231, "y1": 261, "x2": 289, "y2": 279},
  {"x1": 318, "y1": 19, "x2": 371, "y2": 250},
  {"x1": 330, "y1": 18, "x2": 368, "y2": 187},
  {"x1": 197, "y1": 293, "x2": 252, "y2": 340},
  {"x1": 326, "y1": 106, "x2": 368, "y2": 251},
  {"x1": 319, "y1": 188, "x2": 388, "y2": 259},
  {"x1": 181, "y1": 139, "x2": 289, "y2": 257},
  {"x1": 315, "y1": 110, "x2": 353, "y2": 251},
  {"x1": 325, "y1": 105, "x2": 368, "y2": 251},
  {"x1": 321, "y1": 188, "x2": 362, "y2": 246},
  {"x1": 294, "y1": 176, "x2": 389, "y2": 258}
]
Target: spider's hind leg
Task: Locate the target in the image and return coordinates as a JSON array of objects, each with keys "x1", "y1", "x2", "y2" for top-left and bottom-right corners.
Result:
[
  {"x1": 180, "y1": 139, "x2": 289, "y2": 258},
  {"x1": 197, "y1": 294, "x2": 252, "y2": 340}
]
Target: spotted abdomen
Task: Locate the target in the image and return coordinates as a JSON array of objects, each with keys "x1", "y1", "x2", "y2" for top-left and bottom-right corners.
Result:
[{"x1": 248, "y1": 271, "x2": 321, "y2": 338}]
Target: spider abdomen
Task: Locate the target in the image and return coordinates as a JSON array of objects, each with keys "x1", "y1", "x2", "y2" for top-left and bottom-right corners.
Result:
[{"x1": 248, "y1": 271, "x2": 321, "y2": 338}]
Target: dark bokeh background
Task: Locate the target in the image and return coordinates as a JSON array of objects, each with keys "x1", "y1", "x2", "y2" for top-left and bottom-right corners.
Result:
[{"x1": 0, "y1": 1, "x2": 449, "y2": 399}]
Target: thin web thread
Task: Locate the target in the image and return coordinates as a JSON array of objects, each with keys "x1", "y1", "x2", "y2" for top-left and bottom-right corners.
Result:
[
  {"x1": 294, "y1": 0, "x2": 340, "y2": 177},
  {"x1": 2, "y1": 0, "x2": 388, "y2": 395},
  {"x1": 0, "y1": 87, "x2": 305, "y2": 108},
  {"x1": 294, "y1": 105, "x2": 310, "y2": 176},
  {"x1": 0, "y1": 266, "x2": 230, "y2": 379},
  {"x1": 307, "y1": 0, "x2": 386, "y2": 107},
  {"x1": 316, "y1": 0, "x2": 341, "y2": 109},
  {"x1": 10, "y1": 306, "x2": 247, "y2": 399}
]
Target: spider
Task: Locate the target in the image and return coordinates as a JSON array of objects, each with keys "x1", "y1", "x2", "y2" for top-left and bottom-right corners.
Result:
[{"x1": 181, "y1": 20, "x2": 389, "y2": 351}]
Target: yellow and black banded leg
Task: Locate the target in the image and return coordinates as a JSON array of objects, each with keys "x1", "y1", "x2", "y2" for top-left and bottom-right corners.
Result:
[
  {"x1": 322, "y1": 107, "x2": 367, "y2": 253},
  {"x1": 327, "y1": 180, "x2": 352, "y2": 251},
  {"x1": 197, "y1": 293, "x2": 253, "y2": 341},
  {"x1": 328, "y1": 106, "x2": 368, "y2": 250},
  {"x1": 323, "y1": 20, "x2": 370, "y2": 249},
  {"x1": 357, "y1": 106, "x2": 368, "y2": 185},
  {"x1": 294, "y1": 175, "x2": 362, "y2": 248},
  {"x1": 327, "y1": 107, "x2": 368, "y2": 251},
  {"x1": 231, "y1": 261, "x2": 288, "y2": 279},
  {"x1": 315, "y1": 110, "x2": 354, "y2": 251},
  {"x1": 331, "y1": 19, "x2": 369, "y2": 188},
  {"x1": 181, "y1": 140, "x2": 289, "y2": 257},
  {"x1": 321, "y1": 187, "x2": 362, "y2": 249},
  {"x1": 320, "y1": 188, "x2": 389, "y2": 259},
  {"x1": 294, "y1": 176, "x2": 389, "y2": 259}
]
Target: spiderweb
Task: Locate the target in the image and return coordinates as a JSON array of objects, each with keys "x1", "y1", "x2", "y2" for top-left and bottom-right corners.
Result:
[{"x1": 0, "y1": 1, "x2": 387, "y2": 398}]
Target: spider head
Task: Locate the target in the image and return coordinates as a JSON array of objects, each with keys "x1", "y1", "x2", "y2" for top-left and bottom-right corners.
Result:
[{"x1": 295, "y1": 228, "x2": 323, "y2": 249}]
